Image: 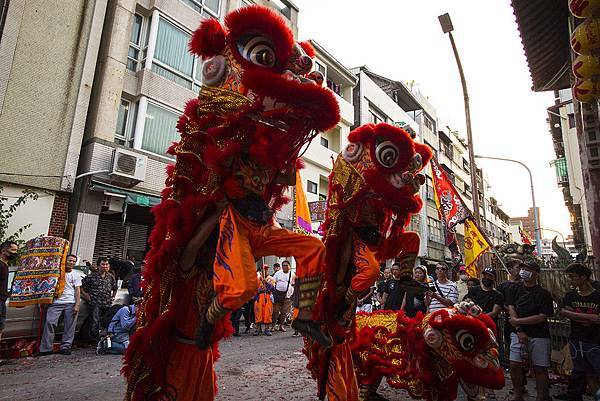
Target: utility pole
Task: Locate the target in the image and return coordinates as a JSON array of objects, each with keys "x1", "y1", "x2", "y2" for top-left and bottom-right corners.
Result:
[{"x1": 438, "y1": 13, "x2": 481, "y2": 224}]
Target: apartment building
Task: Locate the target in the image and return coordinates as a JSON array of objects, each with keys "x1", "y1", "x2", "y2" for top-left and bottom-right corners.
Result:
[
  {"x1": 71, "y1": 0, "x2": 299, "y2": 262},
  {"x1": 351, "y1": 67, "x2": 510, "y2": 264},
  {"x1": 547, "y1": 89, "x2": 592, "y2": 253},
  {"x1": 0, "y1": 0, "x2": 106, "y2": 241},
  {"x1": 277, "y1": 40, "x2": 357, "y2": 232}
]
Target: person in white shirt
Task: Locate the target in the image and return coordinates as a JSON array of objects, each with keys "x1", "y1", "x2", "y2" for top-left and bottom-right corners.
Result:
[
  {"x1": 271, "y1": 260, "x2": 294, "y2": 332},
  {"x1": 38, "y1": 254, "x2": 82, "y2": 355},
  {"x1": 427, "y1": 262, "x2": 459, "y2": 313}
]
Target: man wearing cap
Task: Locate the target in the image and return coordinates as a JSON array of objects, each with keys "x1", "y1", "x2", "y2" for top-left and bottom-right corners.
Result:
[
  {"x1": 463, "y1": 267, "x2": 504, "y2": 319},
  {"x1": 506, "y1": 260, "x2": 553, "y2": 401}
]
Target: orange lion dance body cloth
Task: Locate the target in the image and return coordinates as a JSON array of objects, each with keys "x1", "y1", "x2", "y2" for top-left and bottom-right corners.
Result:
[{"x1": 123, "y1": 5, "x2": 339, "y2": 401}]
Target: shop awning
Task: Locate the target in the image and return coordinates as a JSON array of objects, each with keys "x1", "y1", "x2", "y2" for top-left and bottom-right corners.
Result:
[
  {"x1": 510, "y1": 0, "x2": 571, "y2": 92},
  {"x1": 90, "y1": 181, "x2": 161, "y2": 207}
]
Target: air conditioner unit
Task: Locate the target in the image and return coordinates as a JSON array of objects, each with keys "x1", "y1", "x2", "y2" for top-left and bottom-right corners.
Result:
[
  {"x1": 111, "y1": 148, "x2": 147, "y2": 183},
  {"x1": 102, "y1": 193, "x2": 125, "y2": 214}
]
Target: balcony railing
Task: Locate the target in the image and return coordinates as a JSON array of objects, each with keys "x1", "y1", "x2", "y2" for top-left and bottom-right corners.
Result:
[{"x1": 550, "y1": 158, "x2": 569, "y2": 186}]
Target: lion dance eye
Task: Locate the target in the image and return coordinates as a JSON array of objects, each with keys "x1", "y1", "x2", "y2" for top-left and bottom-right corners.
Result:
[
  {"x1": 375, "y1": 140, "x2": 399, "y2": 168},
  {"x1": 343, "y1": 142, "x2": 363, "y2": 162},
  {"x1": 456, "y1": 330, "x2": 476, "y2": 352},
  {"x1": 237, "y1": 35, "x2": 276, "y2": 67}
]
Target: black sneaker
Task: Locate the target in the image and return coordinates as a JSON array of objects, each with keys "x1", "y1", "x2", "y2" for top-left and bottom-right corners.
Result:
[
  {"x1": 232, "y1": 331, "x2": 240, "y2": 337},
  {"x1": 34, "y1": 351, "x2": 53, "y2": 357},
  {"x1": 291, "y1": 320, "x2": 332, "y2": 348},
  {"x1": 59, "y1": 348, "x2": 71, "y2": 355}
]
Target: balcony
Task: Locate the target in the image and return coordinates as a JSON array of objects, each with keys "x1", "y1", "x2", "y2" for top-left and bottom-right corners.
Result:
[{"x1": 550, "y1": 158, "x2": 569, "y2": 186}]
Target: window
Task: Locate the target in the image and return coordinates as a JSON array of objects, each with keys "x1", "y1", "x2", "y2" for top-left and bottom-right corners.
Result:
[
  {"x1": 127, "y1": 14, "x2": 144, "y2": 71},
  {"x1": 368, "y1": 105, "x2": 388, "y2": 124},
  {"x1": 568, "y1": 113, "x2": 576, "y2": 129},
  {"x1": 440, "y1": 140, "x2": 453, "y2": 160},
  {"x1": 424, "y1": 140, "x2": 437, "y2": 160},
  {"x1": 152, "y1": 18, "x2": 202, "y2": 92},
  {"x1": 315, "y1": 60, "x2": 326, "y2": 76},
  {"x1": 427, "y1": 217, "x2": 443, "y2": 243},
  {"x1": 115, "y1": 98, "x2": 137, "y2": 147},
  {"x1": 462, "y1": 158, "x2": 469, "y2": 172},
  {"x1": 240, "y1": 0, "x2": 254, "y2": 5},
  {"x1": 307, "y1": 180, "x2": 318, "y2": 194},
  {"x1": 423, "y1": 114, "x2": 435, "y2": 132},
  {"x1": 426, "y1": 176, "x2": 435, "y2": 200},
  {"x1": 320, "y1": 136, "x2": 329, "y2": 149},
  {"x1": 141, "y1": 103, "x2": 180, "y2": 157},
  {"x1": 180, "y1": 0, "x2": 220, "y2": 18},
  {"x1": 464, "y1": 183, "x2": 471, "y2": 195}
]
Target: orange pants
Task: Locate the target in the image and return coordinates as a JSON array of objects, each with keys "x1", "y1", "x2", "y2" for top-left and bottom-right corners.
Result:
[
  {"x1": 350, "y1": 237, "x2": 380, "y2": 293},
  {"x1": 326, "y1": 343, "x2": 359, "y2": 401},
  {"x1": 214, "y1": 205, "x2": 324, "y2": 311},
  {"x1": 254, "y1": 292, "x2": 273, "y2": 324}
]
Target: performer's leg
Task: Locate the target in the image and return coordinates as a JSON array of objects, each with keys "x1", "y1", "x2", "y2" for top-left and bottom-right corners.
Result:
[
  {"x1": 254, "y1": 226, "x2": 331, "y2": 347},
  {"x1": 255, "y1": 227, "x2": 324, "y2": 318},
  {"x1": 395, "y1": 232, "x2": 420, "y2": 278},
  {"x1": 209, "y1": 206, "x2": 259, "y2": 325},
  {"x1": 347, "y1": 238, "x2": 380, "y2": 304}
]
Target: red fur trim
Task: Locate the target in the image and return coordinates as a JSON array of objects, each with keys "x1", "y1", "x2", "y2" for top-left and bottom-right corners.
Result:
[
  {"x1": 225, "y1": 5, "x2": 294, "y2": 72},
  {"x1": 362, "y1": 170, "x2": 421, "y2": 213},
  {"x1": 415, "y1": 142, "x2": 433, "y2": 172},
  {"x1": 295, "y1": 157, "x2": 305, "y2": 170},
  {"x1": 189, "y1": 18, "x2": 227, "y2": 58},
  {"x1": 299, "y1": 41, "x2": 316, "y2": 58},
  {"x1": 242, "y1": 69, "x2": 340, "y2": 132}
]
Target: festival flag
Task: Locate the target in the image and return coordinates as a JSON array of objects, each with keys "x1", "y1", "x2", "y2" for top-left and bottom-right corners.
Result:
[
  {"x1": 294, "y1": 170, "x2": 313, "y2": 234},
  {"x1": 430, "y1": 158, "x2": 470, "y2": 231},
  {"x1": 519, "y1": 226, "x2": 532, "y2": 245},
  {"x1": 464, "y1": 219, "x2": 491, "y2": 278}
]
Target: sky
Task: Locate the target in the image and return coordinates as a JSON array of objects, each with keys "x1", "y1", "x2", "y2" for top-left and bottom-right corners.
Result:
[{"x1": 294, "y1": 0, "x2": 572, "y2": 239}]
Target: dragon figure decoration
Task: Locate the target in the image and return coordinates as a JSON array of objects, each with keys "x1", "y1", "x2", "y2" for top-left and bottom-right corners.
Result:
[
  {"x1": 304, "y1": 123, "x2": 433, "y2": 400},
  {"x1": 123, "y1": 6, "x2": 339, "y2": 401},
  {"x1": 351, "y1": 302, "x2": 505, "y2": 401}
]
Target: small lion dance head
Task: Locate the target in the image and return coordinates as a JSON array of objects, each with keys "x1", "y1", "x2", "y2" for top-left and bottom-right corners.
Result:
[
  {"x1": 352, "y1": 302, "x2": 504, "y2": 401},
  {"x1": 423, "y1": 302, "x2": 505, "y2": 396},
  {"x1": 342, "y1": 123, "x2": 432, "y2": 215}
]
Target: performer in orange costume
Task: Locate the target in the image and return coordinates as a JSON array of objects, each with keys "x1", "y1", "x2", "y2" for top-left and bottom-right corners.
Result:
[
  {"x1": 124, "y1": 6, "x2": 340, "y2": 400},
  {"x1": 306, "y1": 123, "x2": 433, "y2": 401},
  {"x1": 204, "y1": 160, "x2": 330, "y2": 347},
  {"x1": 253, "y1": 265, "x2": 274, "y2": 335}
]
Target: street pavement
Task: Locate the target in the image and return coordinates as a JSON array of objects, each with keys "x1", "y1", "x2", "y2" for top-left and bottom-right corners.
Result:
[{"x1": 0, "y1": 329, "x2": 584, "y2": 400}]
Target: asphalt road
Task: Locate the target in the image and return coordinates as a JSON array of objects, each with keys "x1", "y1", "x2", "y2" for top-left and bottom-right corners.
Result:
[{"x1": 0, "y1": 329, "x2": 578, "y2": 401}]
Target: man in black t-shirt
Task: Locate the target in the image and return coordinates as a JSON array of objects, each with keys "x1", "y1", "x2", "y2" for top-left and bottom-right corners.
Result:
[
  {"x1": 506, "y1": 259, "x2": 554, "y2": 401},
  {"x1": 381, "y1": 264, "x2": 405, "y2": 311},
  {"x1": 375, "y1": 267, "x2": 392, "y2": 309},
  {"x1": 561, "y1": 263, "x2": 600, "y2": 401},
  {"x1": 464, "y1": 267, "x2": 503, "y2": 319}
]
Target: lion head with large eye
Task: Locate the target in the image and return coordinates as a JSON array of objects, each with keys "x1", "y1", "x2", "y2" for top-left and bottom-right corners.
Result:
[
  {"x1": 188, "y1": 5, "x2": 339, "y2": 134},
  {"x1": 341, "y1": 123, "x2": 432, "y2": 214},
  {"x1": 423, "y1": 302, "x2": 505, "y2": 394}
]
